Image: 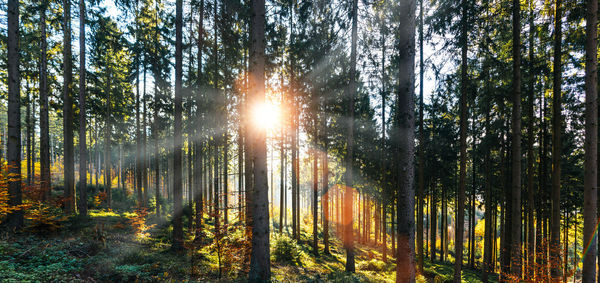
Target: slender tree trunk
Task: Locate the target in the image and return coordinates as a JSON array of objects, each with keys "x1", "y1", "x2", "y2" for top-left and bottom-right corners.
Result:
[
  {"x1": 194, "y1": 0, "x2": 205, "y2": 239},
  {"x1": 322, "y1": 151, "x2": 330, "y2": 254},
  {"x1": 26, "y1": 79, "x2": 31, "y2": 187},
  {"x1": 510, "y1": 0, "x2": 522, "y2": 277},
  {"x1": 6, "y1": 0, "x2": 22, "y2": 229},
  {"x1": 313, "y1": 150, "x2": 318, "y2": 255},
  {"x1": 344, "y1": 0, "x2": 358, "y2": 273},
  {"x1": 454, "y1": 0, "x2": 468, "y2": 280},
  {"x1": 248, "y1": 0, "x2": 270, "y2": 279},
  {"x1": 63, "y1": 0, "x2": 75, "y2": 214},
  {"x1": 396, "y1": 0, "x2": 416, "y2": 281},
  {"x1": 39, "y1": 1, "x2": 50, "y2": 201},
  {"x1": 430, "y1": 180, "x2": 436, "y2": 262},
  {"x1": 417, "y1": 0, "x2": 425, "y2": 271},
  {"x1": 583, "y1": 0, "x2": 598, "y2": 279},
  {"x1": 104, "y1": 71, "x2": 112, "y2": 208},
  {"x1": 171, "y1": 0, "x2": 184, "y2": 251},
  {"x1": 550, "y1": 0, "x2": 563, "y2": 279},
  {"x1": 78, "y1": 0, "x2": 87, "y2": 216},
  {"x1": 526, "y1": 0, "x2": 536, "y2": 279}
]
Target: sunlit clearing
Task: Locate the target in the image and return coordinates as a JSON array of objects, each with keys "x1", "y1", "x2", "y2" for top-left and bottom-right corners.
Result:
[{"x1": 252, "y1": 101, "x2": 281, "y2": 130}]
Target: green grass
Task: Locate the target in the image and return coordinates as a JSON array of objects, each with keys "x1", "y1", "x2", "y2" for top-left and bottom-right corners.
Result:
[{"x1": 0, "y1": 207, "x2": 499, "y2": 282}]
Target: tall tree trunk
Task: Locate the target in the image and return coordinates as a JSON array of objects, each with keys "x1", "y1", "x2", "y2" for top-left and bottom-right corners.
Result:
[
  {"x1": 78, "y1": 0, "x2": 87, "y2": 216},
  {"x1": 194, "y1": 0, "x2": 205, "y2": 239},
  {"x1": 63, "y1": 0, "x2": 75, "y2": 214},
  {"x1": 583, "y1": 0, "x2": 598, "y2": 279},
  {"x1": 550, "y1": 0, "x2": 563, "y2": 279},
  {"x1": 454, "y1": 0, "x2": 468, "y2": 280},
  {"x1": 143, "y1": 66, "x2": 149, "y2": 206},
  {"x1": 510, "y1": 0, "x2": 522, "y2": 277},
  {"x1": 322, "y1": 151, "x2": 330, "y2": 254},
  {"x1": 526, "y1": 0, "x2": 536, "y2": 279},
  {"x1": 417, "y1": 0, "x2": 425, "y2": 271},
  {"x1": 40, "y1": 0, "x2": 50, "y2": 201},
  {"x1": 26, "y1": 79, "x2": 31, "y2": 187},
  {"x1": 171, "y1": 0, "x2": 184, "y2": 251},
  {"x1": 430, "y1": 180, "x2": 436, "y2": 262},
  {"x1": 6, "y1": 0, "x2": 22, "y2": 229},
  {"x1": 103, "y1": 64, "x2": 113, "y2": 208},
  {"x1": 396, "y1": 0, "x2": 416, "y2": 281},
  {"x1": 248, "y1": 0, "x2": 270, "y2": 279},
  {"x1": 312, "y1": 150, "x2": 318, "y2": 255},
  {"x1": 344, "y1": 0, "x2": 358, "y2": 273}
]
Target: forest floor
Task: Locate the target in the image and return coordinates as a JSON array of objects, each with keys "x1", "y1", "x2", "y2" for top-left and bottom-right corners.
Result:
[{"x1": 0, "y1": 201, "x2": 497, "y2": 282}]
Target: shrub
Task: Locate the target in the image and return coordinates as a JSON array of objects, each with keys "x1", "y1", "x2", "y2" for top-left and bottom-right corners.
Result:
[
  {"x1": 357, "y1": 259, "x2": 385, "y2": 272},
  {"x1": 271, "y1": 234, "x2": 302, "y2": 265}
]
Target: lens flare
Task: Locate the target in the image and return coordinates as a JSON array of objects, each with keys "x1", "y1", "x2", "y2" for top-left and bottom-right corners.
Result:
[{"x1": 251, "y1": 101, "x2": 281, "y2": 130}]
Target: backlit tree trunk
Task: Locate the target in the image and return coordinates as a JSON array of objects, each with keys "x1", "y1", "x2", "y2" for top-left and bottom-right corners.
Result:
[
  {"x1": 396, "y1": 0, "x2": 416, "y2": 281},
  {"x1": 248, "y1": 0, "x2": 270, "y2": 280}
]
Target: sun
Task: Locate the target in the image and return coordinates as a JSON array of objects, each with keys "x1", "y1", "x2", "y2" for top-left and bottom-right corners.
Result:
[{"x1": 251, "y1": 101, "x2": 281, "y2": 130}]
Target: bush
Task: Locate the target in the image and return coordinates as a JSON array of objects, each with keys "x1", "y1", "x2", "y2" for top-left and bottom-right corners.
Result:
[
  {"x1": 271, "y1": 234, "x2": 302, "y2": 265},
  {"x1": 357, "y1": 259, "x2": 385, "y2": 272}
]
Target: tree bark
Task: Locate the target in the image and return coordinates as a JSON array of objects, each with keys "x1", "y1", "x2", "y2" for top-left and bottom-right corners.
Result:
[
  {"x1": 171, "y1": 0, "x2": 184, "y2": 251},
  {"x1": 322, "y1": 151, "x2": 330, "y2": 254},
  {"x1": 550, "y1": 0, "x2": 563, "y2": 279},
  {"x1": 6, "y1": 0, "x2": 22, "y2": 229},
  {"x1": 583, "y1": 0, "x2": 598, "y2": 280},
  {"x1": 63, "y1": 0, "x2": 75, "y2": 214},
  {"x1": 39, "y1": 0, "x2": 51, "y2": 202},
  {"x1": 344, "y1": 0, "x2": 358, "y2": 273},
  {"x1": 78, "y1": 0, "x2": 88, "y2": 216},
  {"x1": 417, "y1": 0, "x2": 424, "y2": 271},
  {"x1": 396, "y1": 0, "x2": 416, "y2": 281},
  {"x1": 454, "y1": 0, "x2": 468, "y2": 280},
  {"x1": 510, "y1": 0, "x2": 522, "y2": 277},
  {"x1": 248, "y1": 0, "x2": 270, "y2": 279}
]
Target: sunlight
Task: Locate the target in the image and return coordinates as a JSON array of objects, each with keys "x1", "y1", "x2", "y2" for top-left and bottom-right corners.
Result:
[{"x1": 251, "y1": 101, "x2": 281, "y2": 131}]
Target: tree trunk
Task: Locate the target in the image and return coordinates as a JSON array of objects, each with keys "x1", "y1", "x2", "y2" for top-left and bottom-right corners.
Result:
[
  {"x1": 550, "y1": 0, "x2": 563, "y2": 279},
  {"x1": 430, "y1": 180, "x2": 436, "y2": 262},
  {"x1": 248, "y1": 0, "x2": 270, "y2": 279},
  {"x1": 526, "y1": 0, "x2": 536, "y2": 279},
  {"x1": 344, "y1": 0, "x2": 358, "y2": 273},
  {"x1": 39, "y1": 1, "x2": 51, "y2": 201},
  {"x1": 171, "y1": 0, "x2": 184, "y2": 251},
  {"x1": 63, "y1": 0, "x2": 75, "y2": 214},
  {"x1": 510, "y1": 0, "x2": 523, "y2": 277},
  {"x1": 454, "y1": 0, "x2": 468, "y2": 280},
  {"x1": 313, "y1": 150, "x2": 318, "y2": 255},
  {"x1": 6, "y1": 0, "x2": 22, "y2": 229},
  {"x1": 417, "y1": 0, "x2": 425, "y2": 271},
  {"x1": 322, "y1": 151, "x2": 330, "y2": 254},
  {"x1": 78, "y1": 0, "x2": 87, "y2": 216},
  {"x1": 396, "y1": 0, "x2": 416, "y2": 281},
  {"x1": 194, "y1": 0, "x2": 205, "y2": 239},
  {"x1": 583, "y1": 0, "x2": 598, "y2": 280}
]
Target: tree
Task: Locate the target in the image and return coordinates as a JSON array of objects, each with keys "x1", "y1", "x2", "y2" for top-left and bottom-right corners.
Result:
[
  {"x1": 550, "y1": 0, "x2": 563, "y2": 279},
  {"x1": 344, "y1": 0, "x2": 358, "y2": 273},
  {"x1": 417, "y1": 0, "x2": 425, "y2": 272},
  {"x1": 396, "y1": 0, "x2": 416, "y2": 281},
  {"x1": 454, "y1": 0, "x2": 469, "y2": 280},
  {"x1": 248, "y1": 0, "x2": 270, "y2": 280},
  {"x1": 172, "y1": 0, "x2": 184, "y2": 251},
  {"x1": 39, "y1": 0, "x2": 51, "y2": 202},
  {"x1": 6, "y1": 0, "x2": 22, "y2": 229},
  {"x1": 582, "y1": 0, "x2": 598, "y2": 280},
  {"x1": 510, "y1": 0, "x2": 522, "y2": 276},
  {"x1": 78, "y1": 0, "x2": 88, "y2": 216},
  {"x1": 63, "y1": 0, "x2": 76, "y2": 214}
]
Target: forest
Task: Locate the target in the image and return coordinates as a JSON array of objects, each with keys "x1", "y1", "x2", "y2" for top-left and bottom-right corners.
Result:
[{"x1": 0, "y1": 0, "x2": 599, "y2": 282}]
